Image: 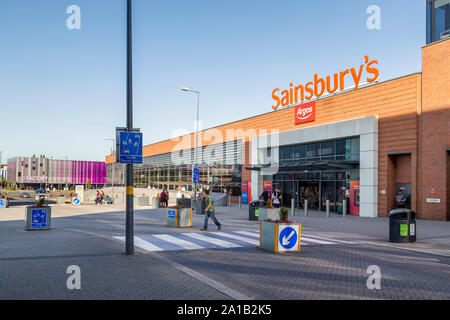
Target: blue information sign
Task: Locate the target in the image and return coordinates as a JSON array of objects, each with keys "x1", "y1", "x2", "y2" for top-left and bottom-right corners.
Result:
[
  {"x1": 119, "y1": 131, "x2": 143, "y2": 164},
  {"x1": 31, "y1": 209, "x2": 47, "y2": 229},
  {"x1": 193, "y1": 167, "x2": 200, "y2": 184},
  {"x1": 168, "y1": 209, "x2": 176, "y2": 219},
  {"x1": 279, "y1": 227, "x2": 297, "y2": 250},
  {"x1": 0, "y1": 199, "x2": 6, "y2": 208},
  {"x1": 241, "y1": 192, "x2": 248, "y2": 204}
]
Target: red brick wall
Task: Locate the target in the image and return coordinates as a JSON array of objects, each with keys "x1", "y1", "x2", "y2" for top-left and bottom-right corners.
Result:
[{"x1": 419, "y1": 38, "x2": 450, "y2": 221}]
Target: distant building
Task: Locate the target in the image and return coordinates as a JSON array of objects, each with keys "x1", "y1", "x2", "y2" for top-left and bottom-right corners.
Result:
[
  {"x1": 7, "y1": 156, "x2": 106, "y2": 190},
  {"x1": 0, "y1": 165, "x2": 7, "y2": 180}
]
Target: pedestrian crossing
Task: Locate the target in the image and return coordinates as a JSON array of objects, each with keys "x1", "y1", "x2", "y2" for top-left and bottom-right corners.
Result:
[{"x1": 113, "y1": 231, "x2": 354, "y2": 253}]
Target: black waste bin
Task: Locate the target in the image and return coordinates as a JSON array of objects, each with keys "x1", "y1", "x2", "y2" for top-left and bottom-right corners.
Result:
[
  {"x1": 249, "y1": 200, "x2": 267, "y2": 221},
  {"x1": 389, "y1": 209, "x2": 416, "y2": 243}
]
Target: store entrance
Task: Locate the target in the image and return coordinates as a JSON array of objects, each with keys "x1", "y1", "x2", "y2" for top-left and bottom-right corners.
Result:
[{"x1": 298, "y1": 181, "x2": 319, "y2": 210}]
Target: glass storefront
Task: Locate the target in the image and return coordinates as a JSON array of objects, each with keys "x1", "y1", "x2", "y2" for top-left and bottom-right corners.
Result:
[
  {"x1": 107, "y1": 140, "x2": 243, "y2": 196},
  {"x1": 271, "y1": 138, "x2": 360, "y2": 213}
]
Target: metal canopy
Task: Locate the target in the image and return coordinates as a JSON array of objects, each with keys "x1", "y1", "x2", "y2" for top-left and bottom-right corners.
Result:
[{"x1": 246, "y1": 160, "x2": 359, "y2": 172}]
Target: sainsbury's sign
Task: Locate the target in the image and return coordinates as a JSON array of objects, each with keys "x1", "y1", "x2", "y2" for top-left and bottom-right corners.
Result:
[
  {"x1": 295, "y1": 101, "x2": 315, "y2": 125},
  {"x1": 272, "y1": 56, "x2": 379, "y2": 110}
]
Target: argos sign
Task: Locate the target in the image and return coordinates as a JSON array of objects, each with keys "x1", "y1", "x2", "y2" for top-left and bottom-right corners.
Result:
[{"x1": 295, "y1": 101, "x2": 315, "y2": 125}]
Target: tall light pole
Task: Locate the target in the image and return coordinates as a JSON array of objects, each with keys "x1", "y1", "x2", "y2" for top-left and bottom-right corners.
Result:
[
  {"x1": 181, "y1": 87, "x2": 200, "y2": 199},
  {"x1": 125, "y1": 0, "x2": 134, "y2": 255}
]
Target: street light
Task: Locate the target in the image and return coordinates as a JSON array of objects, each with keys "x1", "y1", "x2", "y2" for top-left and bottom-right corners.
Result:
[{"x1": 181, "y1": 87, "x2": 200, "y2": 199}]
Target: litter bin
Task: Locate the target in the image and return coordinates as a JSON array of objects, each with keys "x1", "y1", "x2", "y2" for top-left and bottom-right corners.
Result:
[
  {"x1": 194, "y1": 199, "x2": 206, "y2": 215},
  {"x1": 249, "y1": 200, "x2": 267, "y2": 221},
  {"x1": 389, "y1": 209, "x2": 416, "y2": 243}
]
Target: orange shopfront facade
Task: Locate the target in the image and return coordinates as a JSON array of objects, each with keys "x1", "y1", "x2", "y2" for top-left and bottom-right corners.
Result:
[{"x1": 106, "y1": 38, "x2": 450, "y2": 221}]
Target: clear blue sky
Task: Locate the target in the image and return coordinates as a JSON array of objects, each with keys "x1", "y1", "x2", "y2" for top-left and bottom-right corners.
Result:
[{"x1": 0, "y1": 0, "x2": 425, "y2": 162}]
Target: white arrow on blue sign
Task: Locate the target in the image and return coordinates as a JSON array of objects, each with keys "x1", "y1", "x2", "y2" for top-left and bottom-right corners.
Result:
[
  {"x1": 193, "y1": 168, "x2": 200, "y2": 184},
  {"x1": 279, "y1": 227, "x2": 297, "y2": 249}
]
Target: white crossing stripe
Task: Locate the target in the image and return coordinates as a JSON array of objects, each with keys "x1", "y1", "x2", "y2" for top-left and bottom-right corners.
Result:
[
  {"x1": 113, "y1": 231, "x2": 354, "y2": 253},
  {"x1": 153, "y1": 234, "x2": 204, "y2": 250},
  {"x1": 212, "y1": 232, "x2": 259, "y2": 246},
  {"x1": 234, "y1": 230, "x2": 260, "y2": 238},
  {"x1": 113, "y1": 236, "x2": 164, "y2": 252},
  {"x1": 183, "y1": 233, "x2": 241, "y2": 248}
]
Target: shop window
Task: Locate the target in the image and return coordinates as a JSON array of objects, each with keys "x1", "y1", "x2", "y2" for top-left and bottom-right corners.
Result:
[
  {"x1": 435, "y1": 0, "x2": 450, "y2": 41},
  {"x1": 307, "y1": 144, "x2": 318, "y2": 159},
  {"x1": 294, "y1": 145, "x2": 307, "y2": 160},
  {"x1": 320, "y1": 141, "x2": 335, "y2": 159}
]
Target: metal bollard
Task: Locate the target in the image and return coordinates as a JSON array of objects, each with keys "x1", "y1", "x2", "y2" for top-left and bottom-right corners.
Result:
[
  {"x1": 326, "y1": 200, "x2": 330, "y2": 218},
  {"x1": 291, "y1": 198, "x2": 295, "y2": 217},
  {"x1": 343, "y1": 199, "x2": 347, "y2": 218},
  {"x1": 228, "y1": 195, "x2": 231, "y2": 207},
  {"x1": 239, "y1": 196, "x2": 241, "y2": 209},
  {"x1": 304, "y1": 199, "x2": 308, "y2": 217}
]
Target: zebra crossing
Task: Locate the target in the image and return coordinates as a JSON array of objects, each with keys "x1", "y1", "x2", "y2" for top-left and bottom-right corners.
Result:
[{"x1": 113, "y1": 230, "x2": 354, "y2": 253}]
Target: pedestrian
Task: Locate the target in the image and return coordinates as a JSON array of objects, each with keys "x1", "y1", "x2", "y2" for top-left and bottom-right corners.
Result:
[
  {"x1": 160, "y1": 189, "x2": 167, "y2": 207},
  {"x1": 396, "y1": 190, "x2": 407, "y2": 208},
  {"x1": 201, "y1": 189, "x2": 222, "y2": 231},
  {"x1": 272, "y1": 188, "x2": 281, "y2": 208},
  {"x1": 96, "y1": 190, "x2": 100, "y2": 205}
]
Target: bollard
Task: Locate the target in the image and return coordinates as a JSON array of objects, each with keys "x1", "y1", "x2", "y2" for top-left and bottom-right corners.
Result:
[
  {"x1": 228, "y1": 195, "x2": 231, "y2": 207},
  {"x1": 326, "y1": 200, "x2": 330, "y2": 218},
  {"x1": 239, "y1": 196, "x2": 241, "y2": 209},
  {"x1": 343, "y1": 199, "x2": 347, "y2": 218},
  {"x1": 291, "y1": 198, "x2": 295, "y2": 217},
  {"x1": 304, "y1": 199, "x2": 308, "y2": 217}
]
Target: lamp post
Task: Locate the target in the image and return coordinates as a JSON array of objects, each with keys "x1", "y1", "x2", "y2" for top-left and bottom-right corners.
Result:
[{"x1": 181, "y1": 87, "x2": 200, "y2": 199}]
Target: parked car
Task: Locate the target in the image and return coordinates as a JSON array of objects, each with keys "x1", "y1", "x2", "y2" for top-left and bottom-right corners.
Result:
[
  {"x1": 20, "y1": 192, "x2": 31, "y2": 198},
  {"x1": 35, "y1": 194, "x2": 48, "y2": 202}
]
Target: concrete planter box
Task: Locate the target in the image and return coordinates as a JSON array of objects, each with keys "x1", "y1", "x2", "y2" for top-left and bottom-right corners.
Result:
[
  {"x1": 259, "y1": 220, "x2": 302, "y2": 253},
  {"x1": 177, "y1": 198, "x2": 192, "y2": 208},
  {"x1": 57, "y1": 196, "x2": 65, "y2": 204},
  {"x1": 137, "y1": 196, "x2": 150, "y2": 206},
  {"x1": 167, "y1": 207, "x2": 193, "y2": 228},
  {"x1": 25, "y1": 206, "x2": 52, "y2": 231},
  {"x1": 151, "y1": 197, "x2": 161, "y2": 208},
  {"x1": 259, "y1": 208, "x2": 280, "y2": 221},
  {"x1": 194, "y1": 200, "x2": 206, "y2": 215}
]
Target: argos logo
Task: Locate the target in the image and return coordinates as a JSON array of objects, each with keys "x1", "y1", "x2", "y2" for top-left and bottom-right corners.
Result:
[{"x1": 295, "y1": 101, "x2": 315, "y2": 125}]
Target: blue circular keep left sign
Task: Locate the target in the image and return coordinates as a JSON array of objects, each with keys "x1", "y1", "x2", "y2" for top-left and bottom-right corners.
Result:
[
  {"x1": 279, "y1": 227, "x2": 297, "y2": 249},
  {"x1": 73, "y1": 197, "x2": 80, "y2": 205}
]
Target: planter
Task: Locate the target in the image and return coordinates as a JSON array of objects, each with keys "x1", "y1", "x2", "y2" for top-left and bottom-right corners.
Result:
[
  {"x1": 0, "y1": 198, "x2": 9, "y2": 208},
  {"x1": 167, "y1": 207, "x2": 193, "y2": 228},
  {"x1": 137, "y1": 196, "x2": 150, "y2": 206},
  {"x1": 151, "y1": 197, "x2": 161, "y2": 208},
  {"x1": 25, "y1": 206, "x2": 52, "y2": 231},
  {"x1": 263, "y1": 208, "x2": 280, "y2": 221},
  {"x1": 177, "y1": 198, "x2": 192, "y2": 208},
  {"x1": 259, "y1": 220, "x2": 301, "y2": 253},
  {"x1": 57, "y1": 196, "x2": 65, "y2": 205},
  {"x1": 194, "y1": 200, "x2": 206, "y2": 215}
]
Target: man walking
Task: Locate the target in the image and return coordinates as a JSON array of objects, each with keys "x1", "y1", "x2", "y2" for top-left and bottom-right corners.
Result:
[
  {"x1": 201, "y1": 189, "x2": 222, "y2": 231},
  {"x1": 396, "y1": 189, "x2": 407, "y2": 208}
]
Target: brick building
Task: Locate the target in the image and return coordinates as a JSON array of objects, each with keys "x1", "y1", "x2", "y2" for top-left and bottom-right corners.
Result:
[{"x1": 106, "y1": 16, "x2": 449, "y2": 221}]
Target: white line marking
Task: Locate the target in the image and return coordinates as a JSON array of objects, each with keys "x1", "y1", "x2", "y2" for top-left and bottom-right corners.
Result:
[
  {"x1": 234, "y1": 230, "x2": 259, "y2": 238},
  {"x1": 153, "y1": 234, "x2": 204, "y2": 250},
  {"x1": 210, "y1": 232, "x2": 259, "y2": 246},
  {"x1": 182, "y1": 233, "x2": 241, "y2": 248},
  {"x1": 113, "y1": 236, "x2": 164, "y2": 252}
]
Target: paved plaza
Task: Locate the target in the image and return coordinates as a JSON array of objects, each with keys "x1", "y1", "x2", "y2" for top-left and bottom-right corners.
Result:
[{"x1": 0, "y1": 202, "x2": 449, "y2": 300}]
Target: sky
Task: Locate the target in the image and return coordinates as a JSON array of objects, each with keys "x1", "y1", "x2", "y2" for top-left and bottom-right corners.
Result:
[{"x1": 0, "y1": 0, "x2": 425, "y2": 162}]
